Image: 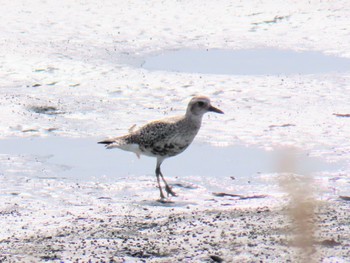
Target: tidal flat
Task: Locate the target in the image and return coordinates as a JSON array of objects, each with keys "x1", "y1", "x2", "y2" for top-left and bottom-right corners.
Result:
[{"x1": 1, "y1": 0, "x2": 350, "y2": 262}]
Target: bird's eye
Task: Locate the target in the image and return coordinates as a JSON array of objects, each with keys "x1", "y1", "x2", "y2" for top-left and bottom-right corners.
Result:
[{"x1": 197, "y1": 101, "x2": 205, "y2": 107}]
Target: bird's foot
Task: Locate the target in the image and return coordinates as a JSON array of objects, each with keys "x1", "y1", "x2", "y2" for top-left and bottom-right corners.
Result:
[
  {"x1": 159, "y1": 190, "x2": 166, "y2": 200},
  {"x1": 165, "y1": 185, "x2": 177, "y2": 197},
  {"x1": 157, "y1": 197, "x2": 174, "y2": 204}
]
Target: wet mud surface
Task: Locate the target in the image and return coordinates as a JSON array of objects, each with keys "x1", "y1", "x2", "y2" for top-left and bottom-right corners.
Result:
[
  {"x1": 0, "y1": 138, "x2": 349, "y2": 262},
  {"x1": 1, "y1": 0, "x2": 350, "y2": 261},
  {"x1": 1, "y1": 197, "x2": 349, "y2": 262}
]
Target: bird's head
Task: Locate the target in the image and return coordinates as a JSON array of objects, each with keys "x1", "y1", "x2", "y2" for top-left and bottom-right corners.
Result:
[{"x1": 186, "y1": 96, "x2": 224, "y2": 117}]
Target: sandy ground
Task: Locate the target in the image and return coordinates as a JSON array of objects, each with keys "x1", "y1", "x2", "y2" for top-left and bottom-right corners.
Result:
[
  {"x1": 1, "y1": 0, "x2": 350, "y2": 262},
  {"x1": 0, "y1": 155, "x2": 349, "y2": 262},
  {"x1": 1, "y1": 194, "x2": 349, "y2": 262}
]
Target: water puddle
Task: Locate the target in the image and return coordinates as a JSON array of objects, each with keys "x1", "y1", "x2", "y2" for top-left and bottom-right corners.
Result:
[
  {"x1": 142, "y1": 49, "x2": 350, "y2": 75},
  {"x1": 0, "y1": 137, "x2": 344, "y2": 194}
]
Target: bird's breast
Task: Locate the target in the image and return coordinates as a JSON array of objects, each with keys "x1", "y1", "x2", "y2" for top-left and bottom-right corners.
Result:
[{"x1": 147, "y1": 142, "x2": 188, "y2": 157}]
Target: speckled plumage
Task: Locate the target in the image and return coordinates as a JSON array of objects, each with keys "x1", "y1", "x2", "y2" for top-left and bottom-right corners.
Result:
[
  {"x1": 99, "y1": 96, "x2": 223, "y2": 200},
  {"x1": 105, "y1": 115, "x2": 199, "y2": 157}
]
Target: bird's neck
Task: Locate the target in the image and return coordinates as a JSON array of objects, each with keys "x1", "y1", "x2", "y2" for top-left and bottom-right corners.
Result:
[{"x1": 185, "y1": 112, "x2": 203, "y2": 128}]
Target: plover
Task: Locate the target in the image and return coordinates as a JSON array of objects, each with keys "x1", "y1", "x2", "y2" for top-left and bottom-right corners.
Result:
[{"x1": 98, "y1": 96, "x2": 223, "y2": 200}]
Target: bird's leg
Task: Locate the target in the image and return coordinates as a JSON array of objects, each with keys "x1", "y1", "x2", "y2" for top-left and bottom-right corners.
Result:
[
  {"x1": 156, "y1": 167, "x2": 166, "y2": 200},
  {"x1": 158, "y1": 168, "x2": 177, "y2": 197}
]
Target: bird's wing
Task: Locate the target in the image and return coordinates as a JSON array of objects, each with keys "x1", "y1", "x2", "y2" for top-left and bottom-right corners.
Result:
[{"x1": 131, "y1": 119, "x2": 179, "y2": 147}]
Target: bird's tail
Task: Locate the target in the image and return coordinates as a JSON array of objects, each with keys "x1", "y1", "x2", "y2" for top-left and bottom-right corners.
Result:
[{"x1": 98, "y1": 136, "x2": 128, "y2": 149}]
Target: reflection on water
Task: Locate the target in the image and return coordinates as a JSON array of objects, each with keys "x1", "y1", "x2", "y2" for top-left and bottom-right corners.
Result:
[
  {"x1": 142, "y1": 49, "x2": 350, "y2": 75},
  {"x1": 0, "y1": 137, "x2": 342, "y2": 185}
]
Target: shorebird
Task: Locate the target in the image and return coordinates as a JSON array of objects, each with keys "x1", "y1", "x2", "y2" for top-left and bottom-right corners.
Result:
[{"x1": 98, "y1": 96, "x2": 223, "y2": 200}]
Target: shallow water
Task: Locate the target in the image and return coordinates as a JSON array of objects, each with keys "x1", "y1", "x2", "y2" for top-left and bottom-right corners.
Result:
[
  {"x1": 142, "y1": 49, "x2": 350, "y2": 75},
  {"x1": 1, "y1": 2, "x2": 350, "y2": 261},
  {"x1": 0, "y1": 137, "x2": 346, "y2": 198}
]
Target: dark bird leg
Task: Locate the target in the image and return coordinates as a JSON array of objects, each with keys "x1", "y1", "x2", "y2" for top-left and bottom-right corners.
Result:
[
  {"x1": 156, "y1": 168, "x2": 166, "y2": 200},
  {"x1": 160, "y1": 169, "x2": 177, "y2": 197},
  {"x1": 156, "y1": 159, "x2": 166, "y2": 199},
  {"x1": 156, "y1": 158, "x2": 177, "y2": 198}
]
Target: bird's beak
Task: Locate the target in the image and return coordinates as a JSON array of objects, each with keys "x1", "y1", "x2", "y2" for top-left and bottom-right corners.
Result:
[{"x1": 208, "y1": 105, "x2": 224, "y2": 114}]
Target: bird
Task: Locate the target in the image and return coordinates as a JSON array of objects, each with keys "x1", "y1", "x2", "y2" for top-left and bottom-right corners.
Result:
[{"x1": 98, "y1": 96, "x2": 224, "y2": 201}]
